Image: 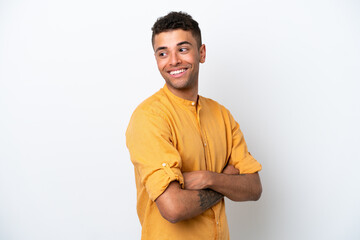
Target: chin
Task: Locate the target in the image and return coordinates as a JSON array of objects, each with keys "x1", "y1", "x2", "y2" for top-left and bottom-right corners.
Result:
[
  {"x1": 165, "y1": 78, "x2": 190, "y2": 89},
  {"x1": 170, "y1": 82, "x2": 193, "y2": 91}
]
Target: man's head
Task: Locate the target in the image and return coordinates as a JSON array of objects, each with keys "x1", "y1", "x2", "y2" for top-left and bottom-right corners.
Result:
[
  {"x1": 151, "y1": 12, "x2": 206, "y2": 101},
  {"x1": 151, "y1": 11, "x2": 202, "y2": 49}
]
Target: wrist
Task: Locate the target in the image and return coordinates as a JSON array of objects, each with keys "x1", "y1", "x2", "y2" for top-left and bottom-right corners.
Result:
[{"x1": 205, "y1": 171, "x2": 217, "y2": 189}]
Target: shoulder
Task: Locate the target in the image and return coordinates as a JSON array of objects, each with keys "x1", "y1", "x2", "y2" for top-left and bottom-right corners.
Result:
[
  {"x1": 127, "y1": 89, "x2": 172, "y2": 134},
  {"x1": 199, "y1": 96, "x2": 238, "y2": 130},
  {"x1": 131, "y1": 88, "x2": 170, "y2": 120},
  {"x1": 200, "y1": 96, "x2": 231, "y2": 116}
]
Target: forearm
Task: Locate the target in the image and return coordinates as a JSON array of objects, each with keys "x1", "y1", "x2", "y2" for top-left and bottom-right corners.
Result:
[
  {"x1": 207, "y1": 172, "x2": 262, "y2": 201},
  {"x1": 155, "y1": 181, "x2": 223, "y2": 223}
]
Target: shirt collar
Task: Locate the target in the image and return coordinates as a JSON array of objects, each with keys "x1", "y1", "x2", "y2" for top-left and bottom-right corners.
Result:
[{"x1": 162, "y1": 84, "x2": 202, "y2": 110}]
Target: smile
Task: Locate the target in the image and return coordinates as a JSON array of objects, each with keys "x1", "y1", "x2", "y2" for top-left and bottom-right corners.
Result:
[{"x1": 169, "y1": 68, "x2": 187, "y2": 76}]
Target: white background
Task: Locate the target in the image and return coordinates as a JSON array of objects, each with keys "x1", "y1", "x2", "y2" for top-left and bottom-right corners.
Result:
[{"x1": 1, "y1": 0, "x2": 359, "y2": 239}]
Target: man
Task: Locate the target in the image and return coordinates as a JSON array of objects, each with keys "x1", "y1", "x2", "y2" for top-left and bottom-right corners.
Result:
[{"x1": 126, "y1": 11, "x2": 262, "y2": 240}]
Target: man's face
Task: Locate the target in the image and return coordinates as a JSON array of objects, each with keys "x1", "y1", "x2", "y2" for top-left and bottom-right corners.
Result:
[{"x1": 153, "y1": 29, "x2": 206, "y2": 94}]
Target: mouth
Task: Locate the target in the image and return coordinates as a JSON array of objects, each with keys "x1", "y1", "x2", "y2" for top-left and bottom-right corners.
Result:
[{"x1": 168, "y1": 68, "x2": 188, "y2": 77}]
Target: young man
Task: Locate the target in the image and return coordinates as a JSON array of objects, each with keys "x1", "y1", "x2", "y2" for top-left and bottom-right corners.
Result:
[{"x1": 126, "y1": 11, "x2": 262, "y2": 240}]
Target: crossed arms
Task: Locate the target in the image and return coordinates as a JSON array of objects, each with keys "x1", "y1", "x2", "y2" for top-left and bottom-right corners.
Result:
[{"x1": 155, "y1": 164, "x2": 262, "y2": 223}]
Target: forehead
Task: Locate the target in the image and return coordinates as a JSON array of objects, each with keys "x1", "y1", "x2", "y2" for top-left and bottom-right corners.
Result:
[{"x1": 153, "y1": 29, "x2": 197, "y2": 49}]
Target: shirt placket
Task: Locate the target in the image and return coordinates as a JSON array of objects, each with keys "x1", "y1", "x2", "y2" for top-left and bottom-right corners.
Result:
[
  {"x1": 194, "y1": 102, "x2": 221, "y2": 239},
  {"x1": 194, "y1": 103, "x2": 212, "y2": 171},
  {"x1": 213, "y1": 203, "x2": 222, "y2": 239}
]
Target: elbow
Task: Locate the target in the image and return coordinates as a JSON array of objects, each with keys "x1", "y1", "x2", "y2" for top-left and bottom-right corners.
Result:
[
  {"x1": 252, "y1": 190, "x2": 262, "y2": 201},
  {"x1": 166, "y1": 214, "x2": 181, "y2": 224},
  {"x1": 155, "y1": 181, "x2": 186, "y2": 223},
  {"x1": 251, "y1": 182, "x2": 262, "y2": 201},
  {"x1": 156, "y1": 195, "x2": 184, "y2": 223},
  {"x1": 249, "y1": 173, "x2": 262, "y2": 201},
  {"x1": 158, "y1": 201, "x2": 184, "y2": 223}
]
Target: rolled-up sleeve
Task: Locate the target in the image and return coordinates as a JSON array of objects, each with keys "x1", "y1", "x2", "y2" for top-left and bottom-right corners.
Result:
[
  {"x1": 227, "y1": 110, "x2": 262, "y2": 174},
  {"x1": 126, "y1": 108, "x2": 184, "y2": 201}
]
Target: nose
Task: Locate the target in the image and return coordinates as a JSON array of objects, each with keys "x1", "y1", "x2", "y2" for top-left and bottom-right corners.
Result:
[{"x1": 169, "y1": 52, "x2": 181, "y2": 66}]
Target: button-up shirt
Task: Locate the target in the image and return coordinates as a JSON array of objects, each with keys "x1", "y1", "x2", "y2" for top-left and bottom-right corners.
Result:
[{"x1": 126, "y1": 85, "x2": 262, "y2": 240}]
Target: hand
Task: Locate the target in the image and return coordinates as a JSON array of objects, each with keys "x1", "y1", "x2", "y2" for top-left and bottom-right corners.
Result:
[
  {"x1": 222, "y1": 164, "x2": 239, "y2": 175},
  {"x1": 183, "y1": 171, "x2": 210, "y2": 190}
]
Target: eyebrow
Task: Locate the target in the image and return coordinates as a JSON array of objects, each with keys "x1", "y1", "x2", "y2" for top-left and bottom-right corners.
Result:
[
  {"x1": 177, "y1": 41, "x2": 192, "y2": 46},
  {"x1": 155, "y1": 41, "x2": 193, "y2": 53},
  {"x1": 155, "y1": 46, "x2": 167, "y2": 53}
]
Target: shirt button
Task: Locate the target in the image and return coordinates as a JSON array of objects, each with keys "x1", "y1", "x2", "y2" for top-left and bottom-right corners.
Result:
[
  {"x1": 191, "y1": 102, "x2": 195, "y2": 106},
  {"x1": 204, "y1": 142, "x2": 207, "y2": 146},
  {"x1": 162, "y1": 163, "x2": 166, "y2": 167},
  {"x1": 216, "y1": 221, "x2": 219, "y2": 225}
]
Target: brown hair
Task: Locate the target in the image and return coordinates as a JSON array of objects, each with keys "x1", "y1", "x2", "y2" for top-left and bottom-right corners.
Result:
[{"x1": 151, "y1": 11, "x2": 202, "y2": 49}]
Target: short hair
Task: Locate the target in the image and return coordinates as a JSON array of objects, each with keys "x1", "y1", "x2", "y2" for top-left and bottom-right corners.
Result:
[{"x1": 151, "y1": 11, "x2": 202, "y2": 49}]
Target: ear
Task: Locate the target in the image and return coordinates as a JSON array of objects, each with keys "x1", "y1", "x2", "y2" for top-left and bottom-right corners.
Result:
[{"x1": 199, "y1": 44, "x2": 206, "y2": 63}]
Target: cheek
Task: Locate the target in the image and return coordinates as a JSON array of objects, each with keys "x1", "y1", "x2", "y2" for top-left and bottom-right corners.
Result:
[
  {"x1": 183, "y1": 54, "x2": 199, "y2": 65},
  {"x1": 156, "y1": 59, "x2": 167, "y2": 70}
]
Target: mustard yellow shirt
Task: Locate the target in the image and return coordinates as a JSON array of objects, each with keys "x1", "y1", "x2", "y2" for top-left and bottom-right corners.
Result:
[{"x1": 126, "y1": 85, "x2": 262, "y2": 240}]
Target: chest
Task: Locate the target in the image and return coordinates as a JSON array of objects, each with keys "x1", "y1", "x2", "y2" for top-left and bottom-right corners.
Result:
[{"x1": 168, "y1": 107, "x2": 231, "y2": 173}]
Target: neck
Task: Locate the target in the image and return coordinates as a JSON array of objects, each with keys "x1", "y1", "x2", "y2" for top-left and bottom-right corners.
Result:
[{"x1": 166, "y1": 83, "x2": 199, "y2": 102}]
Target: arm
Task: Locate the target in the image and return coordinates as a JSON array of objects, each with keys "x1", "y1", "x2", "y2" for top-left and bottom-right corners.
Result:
[
  {"x1": 183, "y1": 165, "x2": 262, "y2": 201},
  {"x1": 208, "y1": 171, "x2": 262, "y2": 201},
  {"x1": 155, "y1": 181, "x2": 223, "y2": 223}
]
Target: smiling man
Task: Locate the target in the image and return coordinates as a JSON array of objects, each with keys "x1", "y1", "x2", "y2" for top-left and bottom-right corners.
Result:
[
  {"x1": 153, "y1": 29, "x2": 204, "y2": 101},
  {"x1": 126, "y1": 11, "x2": 262, "y2": 240}
]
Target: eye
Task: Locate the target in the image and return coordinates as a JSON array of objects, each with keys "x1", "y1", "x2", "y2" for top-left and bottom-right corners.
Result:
[
  {"x1": 158, "y1": 52, "x2": 167, "y2": 57},
  {"x1": 179, "y1": 47, "x2": 188, "y2": 53}
]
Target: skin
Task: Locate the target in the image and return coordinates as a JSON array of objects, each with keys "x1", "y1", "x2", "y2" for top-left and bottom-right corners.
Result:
[
  {"x1": 183, "y1": 169, "x2": 262, "y2": 201},
  {"x1": 155, "y1": 165, "x2": 237, "y2": 223},
  {"x1": 153, "y1": 29, "x2": 262, "y2": 223},
  {"x1": 153, "y1": 29, "x2": 206, "y2": 102}
]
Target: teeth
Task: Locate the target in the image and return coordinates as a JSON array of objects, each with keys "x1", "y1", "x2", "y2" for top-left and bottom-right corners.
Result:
[{"x1": 170, "y1": 69, "x2": 186, "y2": 75}]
